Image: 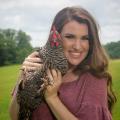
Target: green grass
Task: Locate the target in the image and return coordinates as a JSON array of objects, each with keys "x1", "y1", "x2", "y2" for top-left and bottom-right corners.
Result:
[
  {"x1": 0, "y1": 65, "x2": 20, "y2": 120},
  {"x1": 0, "y1": 60, "x2": 120, "y2": 120},
  {"x1": 109, "y1": 60, "x2": 120, "y2": 119}
]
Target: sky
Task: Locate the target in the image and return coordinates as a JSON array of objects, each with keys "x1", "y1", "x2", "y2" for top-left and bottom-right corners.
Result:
[{"x1": 0, "y1": 0, "x2": 120, "y2": 47}]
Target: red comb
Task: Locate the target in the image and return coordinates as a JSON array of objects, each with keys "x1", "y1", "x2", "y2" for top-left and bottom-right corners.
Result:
[{"x1": 50, "y1": 26, "x2": 60, "y2": 47}]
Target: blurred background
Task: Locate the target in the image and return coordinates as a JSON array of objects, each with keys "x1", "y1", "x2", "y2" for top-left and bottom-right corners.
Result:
[{"x1": 0, "y1": 0, "x2": 120, "y2": 120}]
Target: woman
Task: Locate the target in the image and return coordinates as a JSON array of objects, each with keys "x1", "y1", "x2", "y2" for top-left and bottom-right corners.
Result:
[{"x1": 9, "y1": 6, "x2": 116, "y2": 120}]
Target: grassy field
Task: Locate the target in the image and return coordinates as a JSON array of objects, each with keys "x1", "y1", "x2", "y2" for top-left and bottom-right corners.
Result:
[
  {"x1": 109, "y1": 60, "x2": 120, "y2": 119},
  {"x1": 0, "y1": 65, "x2": 20, "y2": 120},
  {"x1": 0, "y1": 60, "x2": 120, "y2": 120}
]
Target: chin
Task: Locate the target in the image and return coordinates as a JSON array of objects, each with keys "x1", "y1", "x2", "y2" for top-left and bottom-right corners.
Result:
[
  {"x1": 69, "y1": 60, "x2": 82, "y2": 66},
  {"x1": 66, "y1": 54, "x2": 85, "y2": 67}
]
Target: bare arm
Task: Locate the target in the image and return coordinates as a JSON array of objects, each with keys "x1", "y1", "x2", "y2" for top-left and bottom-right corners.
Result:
[
  {"x1": 9, "y1": 52, "x2": 78, "y2": 120},
  {"x1": 9, "y1": 93, "x2": 19, "y2": 120},
  {"x1": 9, "y1": 51, "x2": 42, "y2": 120},
  {"x1": 46, "y1": 96, "x2": 78, "y2": 120},
  {"x1": 44, "y1": 69, "x2": 79, "y2": 120}
]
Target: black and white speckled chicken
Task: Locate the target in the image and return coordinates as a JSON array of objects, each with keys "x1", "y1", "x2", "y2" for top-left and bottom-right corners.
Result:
[{"x1": 16, "y1": 26, "x2": 68, "y2": 120}]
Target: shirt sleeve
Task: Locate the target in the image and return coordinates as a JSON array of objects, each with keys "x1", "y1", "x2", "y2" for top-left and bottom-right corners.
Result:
[
  {"x1": 74, "y1": 73, "x2": 112, "y2": 120},
  {"x1": 75, "y1": 103, "x2": 112, "y2": 120}
]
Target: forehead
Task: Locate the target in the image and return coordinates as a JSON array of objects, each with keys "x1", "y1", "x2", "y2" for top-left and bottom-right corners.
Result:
[{"x1": 61, "y1": 20, "x2": 88, "y2": 35}]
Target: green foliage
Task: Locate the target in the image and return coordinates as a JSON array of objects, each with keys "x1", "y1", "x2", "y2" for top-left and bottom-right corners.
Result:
[
  {"x1": 0, "y1": 60, "x2": 120, "y2": 120},
  {"x1": 0, "y1": 29, "x2": 33, "y2": 66},
  {"x1": 15, "y1": 30, "x2": 33, "y2": 63},
  {"x1": 0, "y1": 29, "x2": 17, "y2": 65},
  {"x1": 104, "y1": 41, "x2": 120, "y2": 59}
]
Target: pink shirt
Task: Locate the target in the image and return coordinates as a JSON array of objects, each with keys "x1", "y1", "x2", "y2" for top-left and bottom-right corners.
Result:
[{"x1": 32, "y1": 72, "x2": 112, "y2": 120}]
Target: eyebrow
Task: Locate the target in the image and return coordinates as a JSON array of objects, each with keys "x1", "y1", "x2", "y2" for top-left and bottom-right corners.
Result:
[
  {"x1": 62, "y1": 33, "x2": 73, "y2": 36},
  {"x1": 63, "y1": 33, "x2": 89, "y2": 37}
]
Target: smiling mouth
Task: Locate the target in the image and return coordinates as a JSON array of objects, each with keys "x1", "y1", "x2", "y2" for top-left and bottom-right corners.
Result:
[{"x1": 69, "y1": 52, "x2": 81, "y2": 58}]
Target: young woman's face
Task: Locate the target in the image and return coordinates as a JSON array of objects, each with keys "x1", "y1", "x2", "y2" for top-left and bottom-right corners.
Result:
[{"x1": 61, "y1": 20, "x2": 89, "y2": 67}]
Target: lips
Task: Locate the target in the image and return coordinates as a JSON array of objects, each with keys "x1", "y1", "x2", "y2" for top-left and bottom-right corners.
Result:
[{"x1": 69, "y1": 52, "x2": 81, "y2": 58}]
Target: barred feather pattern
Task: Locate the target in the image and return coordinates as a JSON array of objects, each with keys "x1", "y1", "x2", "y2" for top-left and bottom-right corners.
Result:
[{"x1": 17, "y1": 35, "x2": 69, "y2": 120}]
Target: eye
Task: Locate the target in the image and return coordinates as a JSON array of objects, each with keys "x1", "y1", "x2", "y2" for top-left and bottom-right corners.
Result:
[
  {"x1": 64, "y1": 34, "x2": 75, "y2": 40},
  {"x1": 65, "y1": 35, "x2": 74, "y2": 39},
  {"x1": 81, "y1": 35, "x2": 89, "y2": 40}
]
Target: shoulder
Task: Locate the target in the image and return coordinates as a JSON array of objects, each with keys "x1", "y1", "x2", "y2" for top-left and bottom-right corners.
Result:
[
  {"x1": 81, "y1": 72, "x2": 108, "y2": 93},
  {"x1": 81, "y1": 72, "x2": 107, "y2": 86},
  {"x1": 80, "y1": 72, "x2": 108, "y2": 105},
  {"x1": 76, "y1": 72, "x2": 108, "y2": 92}
]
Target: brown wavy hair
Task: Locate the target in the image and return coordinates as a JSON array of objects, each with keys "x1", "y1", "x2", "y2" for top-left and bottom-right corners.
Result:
[{"x1": 50, "y1": 6, "x2": 116, "y2": 112}]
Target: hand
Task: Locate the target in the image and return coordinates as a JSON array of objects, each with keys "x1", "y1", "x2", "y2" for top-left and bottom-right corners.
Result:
[
  {"x1": 21, "y1": 51, "x2": 43, "y2": 72},
  {"x1": 44, "y1": 69, "x2": 62, "y2": 101}
]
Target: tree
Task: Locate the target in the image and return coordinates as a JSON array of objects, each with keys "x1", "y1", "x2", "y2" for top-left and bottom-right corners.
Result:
[
  {"x1": 0, "y1": 29, "x2": 17, "y2": 65},
  {"x1": 104, "y1": 41, "x2": 120, "y2": 59},
  {"x1": 0, "y1": 29, "x2": 33, "y2": 66},
  {"x1": 15, "y1": 30, "x2": 33, "y2": 63}
]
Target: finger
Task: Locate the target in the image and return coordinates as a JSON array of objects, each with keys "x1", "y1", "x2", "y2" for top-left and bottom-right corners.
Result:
[
  {"x1": 40, "y1": 79, "x2": 48, "y2": 90},
  {"x1": 28, "y1": 51, "x2": 40, "y2": 58},
  {"x1": 23, "y1": 61, "x2": 43, "y2": 68},
  {"x1": 47, "y1": 69, "x2": 54, "y2": 85},
  {"x1": 47, "y1": 69, "x2": 53, "y2": 80},
  {"x1": 21, "y1": 66, "x2": 37, "y2": 71},
  {"x1": 25, "y1": 57, "x2": 42, "y2": 63},
  {"x1": 57, "y1": 70, "x2": 62, "y2": 81},
  {"x1": 51, "y1": 69, "x2": 58, "y2": 80}
]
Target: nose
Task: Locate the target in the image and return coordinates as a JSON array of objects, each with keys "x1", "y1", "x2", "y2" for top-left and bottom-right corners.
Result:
[{"x1": 72, "y1": 39, "x2": 82, "y2": 51}]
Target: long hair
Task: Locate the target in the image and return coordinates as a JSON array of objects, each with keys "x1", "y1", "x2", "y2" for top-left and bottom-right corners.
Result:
[{"x1": 49, "y1": 6, "x2": 116, "y2": 112}]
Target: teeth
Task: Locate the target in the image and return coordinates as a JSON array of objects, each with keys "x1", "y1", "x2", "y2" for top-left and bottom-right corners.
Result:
[
  {"x1": 70, "y1": 52, "x2": 81, "y2": 58},
  {"x1": 71, "y1": 52, "x2": 80, "y2": 56}
]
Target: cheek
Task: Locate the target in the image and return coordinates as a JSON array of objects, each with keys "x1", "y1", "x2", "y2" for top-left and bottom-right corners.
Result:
[
  {"x1": 62, "y1": 40, "x2": 72, "y2": 52},
  {"x1": 85, "y1": 43, "x2": 89, "y2": 53},
  {"x1": 82, "y1": 40, "x2": 89, "y2": 51},
  {"x1": 62, "y1": 40, "x2": 90, "y2": 61}
]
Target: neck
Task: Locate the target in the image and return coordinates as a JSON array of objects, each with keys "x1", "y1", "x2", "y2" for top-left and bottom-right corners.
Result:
[
  {"x1": 63, "y1": 64, "x2": 79, "y2": 83},
  {"x1": 67, "y1": 63, "x2": 77, "y2": 73}
]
